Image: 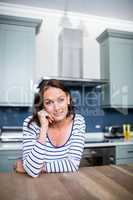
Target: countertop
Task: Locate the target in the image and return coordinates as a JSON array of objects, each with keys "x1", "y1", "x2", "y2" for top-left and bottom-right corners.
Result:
[
  {"x1": 84, "y1": 132, "x2": 133, "y2": 147},
  {"x1": 0, "y1": 138, "x2": 133, "y2": 150},
  {"x1": 0, "y1": 142, "x2": 22, "y2": 150},
  {"x1": 84, "y1": 138, "x2": 133, "y2": 148},
  {"x1": 0, "y1": 165, "x2": 133, "y2": 200}
]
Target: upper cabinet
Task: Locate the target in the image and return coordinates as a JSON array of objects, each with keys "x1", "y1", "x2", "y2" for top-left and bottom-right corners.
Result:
[
  {"x1": 97, "y1": 29, "x2": 133, "y2": 108},
  {"x1": 0, "y1": 15, "x2": 42, "y2": 106}
]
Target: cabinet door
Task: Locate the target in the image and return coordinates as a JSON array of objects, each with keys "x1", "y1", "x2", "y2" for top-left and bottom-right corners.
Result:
[
  {"x1": 109, "y1": 38, "x2": 133, "y2": 107},
  {"x1": 0, "y1": 150, "x2": 22, "y2": 172},
  {"x1": 116, "y1": 144, "x2": 133, "y2": 165},
  {"x1": 0, "y1": 24, "x2": 35, "y2": 106},
  {"x1": 116, "y1": 144, "x2": 133, "y2": 159},
  {"x1": 97, "y1": 29, "x2": 133, "y2": 108},
  {"x1": 116, "y1": 158, "x2": 133, "y2": 165}
]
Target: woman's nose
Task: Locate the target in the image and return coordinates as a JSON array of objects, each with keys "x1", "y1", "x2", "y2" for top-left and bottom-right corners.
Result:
[{"x1": 53, "y1": 102, "x2": 60, "y2": 110}]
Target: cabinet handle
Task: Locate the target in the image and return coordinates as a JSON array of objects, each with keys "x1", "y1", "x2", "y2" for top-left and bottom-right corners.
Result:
[
  {"x1": 127, "y1": 151, "x2": 133, "y2": 153},
  {"x1": 8, "y1": 156, "x2": 21, "y2": 160},
  {"x1": 91, "y1": 150, "x2": 97, "y2": 155},
  {"x1": 109, "y1": 156, "x2": 115, "y2": 163}
]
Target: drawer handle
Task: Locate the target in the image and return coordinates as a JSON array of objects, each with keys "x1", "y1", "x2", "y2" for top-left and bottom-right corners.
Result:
[
  {"x1": 8, "y1": 156, "x2": 21, "y2": 160},
  {"x1": 127, "y1": 151, "x2": 133, "y2": 153}
]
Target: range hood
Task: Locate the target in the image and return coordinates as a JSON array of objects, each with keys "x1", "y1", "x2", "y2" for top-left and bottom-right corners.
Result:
[{"x1": 36, "y1": 76, "x2": 108, "y2": 87}]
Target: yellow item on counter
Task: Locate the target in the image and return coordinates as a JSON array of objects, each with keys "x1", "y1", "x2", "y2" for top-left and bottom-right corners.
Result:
[
  {"x1": 123, "y1": 124, "x2": 131, "y2": 140},
  {"x1": 123, "y1": 124, "x2": 127, "y2": 138},
  {"x1": 126, "y1": 124, "x2": 131, "y2": 140}
]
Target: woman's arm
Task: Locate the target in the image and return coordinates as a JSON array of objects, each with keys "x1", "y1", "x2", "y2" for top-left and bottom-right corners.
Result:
[
  {"x1": 22, "y1": 117, "x2": 47, "y2": 177},
  {"x1": 23, "y1": 110, "x2": 54, "y2": 177}
]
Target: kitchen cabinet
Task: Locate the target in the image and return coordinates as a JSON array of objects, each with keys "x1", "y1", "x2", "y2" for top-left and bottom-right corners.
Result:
[
  {"x1": 116, "y1": 144, "x2": 133, "y2": 164},
  {"x1": 0, "y1": 15, "x2": 42, "y2": 106},
  {"x1": 58, "y1": 28, "x2": 83, "y2": 78},
  {"x1": 97, "y1": 29, "x2": 133, "y2": 108},
  {"x1": 0, "y1": 149, "x2": 22, "y2": 172}
]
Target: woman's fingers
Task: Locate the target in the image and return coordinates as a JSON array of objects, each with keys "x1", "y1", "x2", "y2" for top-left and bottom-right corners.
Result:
[
  {"x1": 15, "y1": 159, "x2": 25, "y2": 173},
  {"x1": 46, "y1": 113, "x2": 55, "y2": 124},
  {"x1": 46, "y1": 113, "x2": 55, "y2": 123},
  {"x1": 38, "y1": 110, "x2": 55, "y2": 124}
]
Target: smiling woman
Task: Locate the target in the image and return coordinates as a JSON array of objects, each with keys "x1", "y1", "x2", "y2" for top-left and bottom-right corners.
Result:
[{"x1": 16, "y1": 79, "x2": 86, "y2": 177}]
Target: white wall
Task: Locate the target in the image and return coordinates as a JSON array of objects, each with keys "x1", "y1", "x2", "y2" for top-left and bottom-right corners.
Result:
[{"x1": 1, "y1": 2, "x2": 133, "y2": 81}]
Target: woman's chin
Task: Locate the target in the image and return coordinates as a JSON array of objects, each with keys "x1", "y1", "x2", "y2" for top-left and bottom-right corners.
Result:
[{"x1": 54, "y1": 115, "x2": 66, "y2": 122}]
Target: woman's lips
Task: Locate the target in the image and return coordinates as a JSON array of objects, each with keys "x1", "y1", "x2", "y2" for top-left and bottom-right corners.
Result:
[{"x1": 54, "y1": 112, "x2": 64, "y2": 117}]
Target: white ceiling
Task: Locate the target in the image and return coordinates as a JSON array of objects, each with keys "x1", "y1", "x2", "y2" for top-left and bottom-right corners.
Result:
[{"x1": 0, "y1": 0, "x2": 133, "y2": 21}]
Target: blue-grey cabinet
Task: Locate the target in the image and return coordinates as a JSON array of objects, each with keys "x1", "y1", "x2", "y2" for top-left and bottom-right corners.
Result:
[
  {"x1": 0, "y1": 15, "x2": 42, "y2": 106},
  {"x1": 116, "y1": 144, "x2": 133, "y2": 165},
  {"x1": 97, "y1": 29, "x2": 133, "y2": 108},
  {"x1": 0, "y1": 149, "x2": 22, "y2": 172}
]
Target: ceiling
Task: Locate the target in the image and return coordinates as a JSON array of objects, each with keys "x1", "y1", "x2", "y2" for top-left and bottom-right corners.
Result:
[{"x1": 0, "y1": 0, "x2": 133, "y2": 21}]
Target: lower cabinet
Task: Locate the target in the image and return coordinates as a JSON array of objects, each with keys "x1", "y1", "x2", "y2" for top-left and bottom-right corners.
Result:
[
  {"x1": 0, "y1": 150, "x2": 22, "y2": 172},
  {"x1": 116, "y1": 144, "x2": 133, "y2": 165}
]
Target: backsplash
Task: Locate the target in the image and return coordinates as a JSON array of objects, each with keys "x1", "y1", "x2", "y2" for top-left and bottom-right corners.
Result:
[
  {"x1": 0, "y1": 86, "x2": 133, "y2": 132},
  {"x1": 0, "y1": 107, "x2": 31, "y2": 127}
]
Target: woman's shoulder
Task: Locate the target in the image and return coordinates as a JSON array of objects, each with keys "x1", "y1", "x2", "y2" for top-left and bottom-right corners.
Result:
[
  {"x1": 23, "y1": 115, "x2": 32, "y2": 124},
  {"x1": 24, "y1": 115, "x2": 32, "y2": 121},
  {"x1": 72, "y1": 114, "x2": 86, "y2": 135},
  {"x1": 23, "y1": 116, "x2": 39, "y2": 129},
  {"x1": 74, "y1": 113, "x2": 85, "y2": 122}
]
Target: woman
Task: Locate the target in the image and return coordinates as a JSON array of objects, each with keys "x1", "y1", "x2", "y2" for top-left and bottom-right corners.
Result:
[{"x1": 18, "y1": 79, "x2": 86, "y2": 177}]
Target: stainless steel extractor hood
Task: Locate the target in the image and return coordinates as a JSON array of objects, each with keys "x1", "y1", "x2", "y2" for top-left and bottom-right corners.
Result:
[{"x1": 36, "y1": 76, "x2": 108, "y2": 88}]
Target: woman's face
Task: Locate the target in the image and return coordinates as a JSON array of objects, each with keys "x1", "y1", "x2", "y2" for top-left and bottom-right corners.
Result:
[{"x1": 43, "y1": 87, "x2": 70, "y2": 122}]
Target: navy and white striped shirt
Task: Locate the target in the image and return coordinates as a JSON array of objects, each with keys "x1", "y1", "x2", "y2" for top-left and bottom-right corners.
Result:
[{"x1": 23, "y1": 114, "x2": 86, "y2": 177}]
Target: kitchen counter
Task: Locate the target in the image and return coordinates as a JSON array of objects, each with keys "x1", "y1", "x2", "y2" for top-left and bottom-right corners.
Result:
[
  {"x1": 0, "y1": 142, "x2": 22, "y2": 150},
  {"x1": 0, "y1": 165, "x2": 133, "y2": 200},
  {"x1": 84, "y1": 138, "x2": 133, "y2": 148},
  {"x1": 0, "y1": 132, "x2": 133, "y2": 150},
  {"x1": 0, "y1": 138, "x2": 133, "y2": 150},
  {"x1": 84, "y1": 132, "x2": 133, "y2": 147}
]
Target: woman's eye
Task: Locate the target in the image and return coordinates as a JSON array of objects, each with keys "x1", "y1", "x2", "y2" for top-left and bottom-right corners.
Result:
[
  {"x1": 58, "y1": 98, "x2": 64, "y2": 103},
  {"x1": 45, "y1": 101, "x2": 52, "y2": 105}
]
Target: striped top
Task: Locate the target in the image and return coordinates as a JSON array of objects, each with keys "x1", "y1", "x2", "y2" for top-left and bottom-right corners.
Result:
[{"x1": 23, "y1": 114, "x2": 86, "y2": 177}]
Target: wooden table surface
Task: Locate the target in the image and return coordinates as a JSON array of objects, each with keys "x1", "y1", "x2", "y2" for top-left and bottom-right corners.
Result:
[{"x1": 0, "y1": 165, "x2": 133, "y2": 200}]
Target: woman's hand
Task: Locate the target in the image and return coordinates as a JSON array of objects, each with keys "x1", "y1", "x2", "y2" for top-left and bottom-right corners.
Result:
[
  {"x1": 15, "y1": 159, "x2": 25, "y2": 173},
  {"x1": 15, "y1": 159, "x2": 45, "y2": 174},
  {"x1": 37, "y1": 109, "x2": 54, "y2": 129},
  {"x1": 37, "y1": 110, "x2": 55, "y2": 143}
]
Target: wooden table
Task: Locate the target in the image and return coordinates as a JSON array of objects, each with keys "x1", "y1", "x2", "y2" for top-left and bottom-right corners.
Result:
[{"x1": 0, "y1": 165, "x2": 133, "y2": 200}]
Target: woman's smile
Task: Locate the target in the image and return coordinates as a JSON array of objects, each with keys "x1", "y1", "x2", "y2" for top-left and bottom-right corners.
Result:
[
  {"x1": 54, "y1": 112, "x2": 63, "y2": 116},
  {"x1": 53, "y1": 111, "x2": 67, "y2": 120}
]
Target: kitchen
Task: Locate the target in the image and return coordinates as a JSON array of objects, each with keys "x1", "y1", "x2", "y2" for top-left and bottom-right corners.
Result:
[{"x1": 0, "y1": 0, "x2": 133, "y2": 199}]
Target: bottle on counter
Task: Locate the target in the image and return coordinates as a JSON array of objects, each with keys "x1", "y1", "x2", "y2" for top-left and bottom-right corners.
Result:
[
  {"x1": 123, "y1": 124, "x2": 127, "y2": 139},
  {"x1": 126, "y1": 124, "x2": 131, "y2": 140},
  {"x1": 123, "y1": 124, "x2": 131, "y2": 140}
]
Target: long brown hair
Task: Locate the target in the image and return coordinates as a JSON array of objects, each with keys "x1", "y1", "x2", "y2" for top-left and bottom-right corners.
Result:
[{"x1": 28, "y1": 79, "x2": 75, "y2": 127}]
